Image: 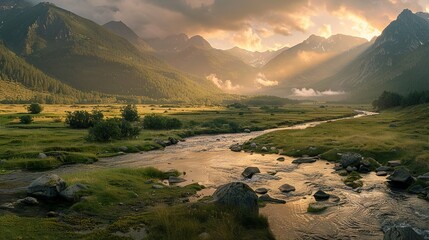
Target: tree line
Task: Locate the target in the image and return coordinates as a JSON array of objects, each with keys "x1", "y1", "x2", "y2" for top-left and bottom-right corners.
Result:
[{"x1": 372, "y1": 91, "x2": 429, "y2": 110}]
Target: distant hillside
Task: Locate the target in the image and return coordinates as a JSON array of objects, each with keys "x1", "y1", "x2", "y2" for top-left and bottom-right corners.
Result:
[
  {"x1": 146, "y1": 33, "x2": 258, "y2": 93},
  {"x1": 0, "y1": 42, "x2": 102, "y2": 103},
  {"x1": 103, "y1": 21, "x2": 153, "y2": 52},
  {"x1": 316, "y1": 9, "x2": 429, "y2": 102},
  {"x1": 262, "y1": 34, "x2": 368, "y2": 84},
  {"x1": 0, "y1": 3, "x2": 220, "y2": 102},
  {"x1": 225, "y1": 46, "x2": 288, "y2": 68}
]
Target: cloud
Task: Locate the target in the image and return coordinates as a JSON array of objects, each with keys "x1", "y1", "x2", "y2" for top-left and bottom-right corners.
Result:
[
  {"x1": 318, "y1": 24, "x2": 332, "y2": 38},
  {"x1": 291, "y1": 88, "x2": 345, "y2": 97},
  {"x1": 255, "y1": 73, "x2": 278, "y2": 87},
  {"x1": 232, "y1": 27, "x2": 262, "y2": 51},
  {"x1": 207, "y1": 74, "x2": 240, "y2": 91}
]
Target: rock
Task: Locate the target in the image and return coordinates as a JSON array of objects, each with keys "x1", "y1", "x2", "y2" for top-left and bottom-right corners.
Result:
[
  {"x1": 144, "y1": 180, "x2": 154, "y2": 184},
  {"x1": 250, "y1": 143, "x2": 257, "y2": 148},
  {"x1": 360, "y1": 159, "x2": 372, "y2": 167},
  {"x1": 16, "y1": 197, "x2": 39, "y2": 206},
  {"x1": 377, "y1": 171, "x2": 388, "y2": 176},
  {"x1": 358, "y1": 165, "x2": 371, "y2": 173},
  {"x1": 407, "y1": 184, "x2": 425, "y2": 194},
  {"x1": 307, "y1": 202, "x2": 328, "y2": 213},
  {"x1": 155, "y1": 139, "x2": 165, "y2": 147},
  {"x1": 387, "y1": 168, "x2": 414, "y2": 188},
  {"x1": 118, "y1": 146, "x2": 128, "y2": 152},
  {"x1": 313, "y1": 190, "x2": 330, "y2": 201},
  {"x1": 213, "y1": 182, "x2": 259, "y2": 214},
  {"x1": 377, "y1": 166, "x2": 393, "y2": 172},
  {"x1": 168, "y1": 176, "x2": 186, "y2": 184},
  {"x1": 259, "y1": 194, "x2": 286, "y2": 204},
  {"x1": 340, "y1": 153, "x2": 362, "y2": 168},
  {"x1": 47, "y1": 211, "x2": 59, "y2": 217},
  {"x1": 277, "y1": 157, "x2": 285, "y2": 162},
  {"x1": 241, "y1": 167, "x2": 260, "y2": 179},
  {"x1": 168, "y1": 137, "x2": 179, "y2": 145},
  {"x1": 60, "y1": 183, "x2": 88, "y2": 202},
  {"x1": 292, "y1": 157, "x2": 317, "y2": 164},
  {"x1": 333, "y1": 164, "x2": 343, "y2": 171},
  {"x1": 199, "y1": 232, "x2": 211, "y2": 240},
  {"x1": 337, "y1": 170, "x2": 348, "y2": 176},
  {"x1": 279, "y1": 184, "x2": 296, "y2": 193},
  {"x1": 270, "y1": 147, "x2": 277, "y2": 151},
  {"x1": 0, "y1": 203, "x2": 15, "y2": 210},
  {"x1": 267, "y1": 170, "x2": 277, "y2": 175},
  {"x1": 38, "y1": 153, "x2": 47, "y2": 159},
  {"x1": 383, "y1": 226, "x2": 424, "y2": 240},
  {"x1": 244, "y1": 129, "x2": 251, "y2": 133},
  {"x1": 261, "y1": 146, "x2": 268, "y2": 152},
  {"x1": 152, "y1": 184, "x2": 165, "y2": 189},
  {"x1": 388, "y1": 160, "x2": 402, "y2": 167},
  {"x1": 346, "y1": 166, "x2": 358, "y2": 172},
  {"x1": 417, "y1": 172, "x2": 429, "y2": 181},
  {"x1": 230, "y1": 144, "x2": 242, "y2": 152},
  {"x1": 27, "y1": 174, "x2": 67, "y2": 199},
  {"x1": 255, "y1": 188, "x2": 268, "y2": 194}
]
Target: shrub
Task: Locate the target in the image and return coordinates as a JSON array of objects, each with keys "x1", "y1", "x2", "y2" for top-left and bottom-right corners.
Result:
[
  {"x1": 88, "y1": 118, "x2": 140, "y2": 142},
  {"x1": 121, "y1": 104, "x2": 140, "y2": 122},
  {"x1": 27, "y1": 103, "x2": 43, "y2": 114},
  {"x1": 65, "y1": 110, "x2": 104, "y2": 129},
  {"x1": 19, "y1": 115, "x2": 33, "y2": 124},
  {"x1": 143, "y1": 114, "x2": 182, "y2": 130}
]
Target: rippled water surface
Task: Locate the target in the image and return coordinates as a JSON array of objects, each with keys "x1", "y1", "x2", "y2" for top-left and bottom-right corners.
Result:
[{"x1": 1, "y1": 112, "x2": 428, "y2": 239}]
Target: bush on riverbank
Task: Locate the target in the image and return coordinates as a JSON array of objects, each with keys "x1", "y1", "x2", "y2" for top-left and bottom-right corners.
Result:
[{"x1": 143, "y1": 114, "x2": 182, "y2": 130}]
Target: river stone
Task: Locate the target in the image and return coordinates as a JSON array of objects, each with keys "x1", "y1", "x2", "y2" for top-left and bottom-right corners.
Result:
[
  {"x1": 241, "y1": 167, "x2": 260, "y2": 179},
  {"x1": 0, "y1": 202, "x2": 15, "y2": 210},
  {"x1": 255, "y1": 188, "x2": 268, "y2": 194},
  {"x1": 377, "y1": 171, "x2": 388, "y2": 176},
  {"x1": 377, "y1": 166, "x2": 393, "y2": 172},
  {"x1": 340, "y1": 152, "x2": 362, "y2": 168},
  {"x1": 279, "y1": 184, "x2": 296, "y2": 193},
  {"x1": 417, "y1": 172, "x2": 429, "y2": 181},
  {"x1": 387, "y1": 168, "x2": 414, "y2": 187},
  {"x1": 388, "y1": 160, "x2": 402, "y2": 167},
  {"x1": 16, "y1": 197, "x2": 39, "y2": 206},
  {"x1": 308, "y1": 202, "x2": 329, "y2": 213},
  {"x1": 407, "y1": 184, "x2": 425, "y2": 194},
  {"x1": 168, "y1": 176, "x2": 186, "y2": 184},
  {"x1": 259, "y1": 194, "x2": 286, "y2": 204},
  {"x1": 152, "y1": 184, "x2": 164, "y2": 189},
  {"x1": 346, "y1": 166, "x2": 358, "y2": 172},
  {"x1": 118, "y1": 146, "x2": 128, "y2": 152},
  {"x1": 27, "y1": 174, "x2": 67, "y2": 199},
  {"x1": 383, "y1": 226, "x2": 424, "y2": 240},
  {"x1": 230, "y1": 144, "x2": 242, "y2": 152},
  {"x1": 277, "y1": 157, "x2": 285, "y2": 162},
  {"x1": 60, "y1": 183, "x2": 88, "y2": 202},
  {"x1": 250, "y1": 143, "x2": 257, "y2": 148},
  {"x1": 267, "y1": 170, "x2": 277, "y2": 175},
  {"x1": 361, "y1": 158, "x2": 372, "y2": 167},
  {"x1": 168, "y1": 137, "x2": 179, "y2": 145},
  {"x1": 199, "y1": 232, "x2": 211, "y2": 240},
  {"x1": 358, "y1": 165, "x2": 371, "y2": 173},
  {"x1": 292, "y1": 157, "x2": 317, "y2": 164},
  {"x1": 212, "y1": 182, "x2": 259, "y2": 214},
  {"x1": 261, "y1": 146, "x2": 268, "y2": 152},
  {"x1": 313, "y1": 190, "x2": 330, "y2": 201},
  {"x1": 38, "y1": 153, "x2": 48, "y2": 159},
  {"x1": 244, "y1": 129, "x2": 251, "y2": 133}
]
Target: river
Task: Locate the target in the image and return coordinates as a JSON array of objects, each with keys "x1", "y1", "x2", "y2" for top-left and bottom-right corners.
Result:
[{"x1": 1, "y1": 111, "x2": 428, "y2": 239}]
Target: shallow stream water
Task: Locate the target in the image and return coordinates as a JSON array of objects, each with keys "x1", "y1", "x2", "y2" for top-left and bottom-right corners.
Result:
[{"x1": 1, "y1": 111, "x2": 428, "y2": 239}]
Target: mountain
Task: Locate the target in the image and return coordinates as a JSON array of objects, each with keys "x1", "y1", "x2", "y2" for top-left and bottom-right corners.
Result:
[
  {"x1": 225, "y1": 46, "x2": 288, "y2": 68},
  {"x1": 0, "y1": 3, "x2": 220, "y2": 102},
  {"x1": 0, "y1": 42, "x2": 99, "y2": 103},
  {"x1": 316, "y1": 9, "x2": 429, "y2": 101},
  {"x1": 103, "y1": 21, "x2": 153, "y2": 52},
  {"x1": 146, "y1": 34, "x2": 258, "y2": 93},
  {"x1": 145, "y1": 33, "x2": 212, "y2": 52},
  {"x1": 262, "y1": 34, "x2": 368, "y2": 85}
]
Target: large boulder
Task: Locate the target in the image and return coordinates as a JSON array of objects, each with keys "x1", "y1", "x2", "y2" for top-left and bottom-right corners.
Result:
[
  {"x1": 383, "y1": 226, "x2": 424, "y2": 240},
  {"x1": 387, "y1": 168, "x2": 414, "y2": 188},
  {"x1": 340, "y1": 153, "x2": 362, "y2": 168},
  {"x1": 241, "y1": 167, "x2": 260, "y2": 179},
  {"x1": 60, "y1": 183, "x2": 88, "y2": 202},
  {"x1": 27, "y1": 174, "x2": 67, "y2": 199},
  {"x1": 168, "y1": 176, "x2": 187, "y2": 184},
  {"x1": 212, "y1": 182, "x2": 259, "y2": 214}
]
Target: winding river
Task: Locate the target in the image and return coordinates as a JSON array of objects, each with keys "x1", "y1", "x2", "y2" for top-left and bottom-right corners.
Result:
[{"x1": 1, "y1": 111, "x2": 428, "y2": 239}]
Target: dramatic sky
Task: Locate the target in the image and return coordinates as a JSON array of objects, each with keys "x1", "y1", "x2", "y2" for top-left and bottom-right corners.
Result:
[{"x1": 32, "y1": 0, "x2": 429, "y2": 51}]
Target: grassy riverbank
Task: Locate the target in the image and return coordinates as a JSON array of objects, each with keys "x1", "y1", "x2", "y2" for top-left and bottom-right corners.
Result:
[
  {"x1": 0, "y1": 104, "x2": 359, "y2": 171},
  {"x1": 0, "y1": 167, "x2": 274, "y2": 239},
  {"x1": 244, "y1": 104, "x2": 429, "y2": 174}
]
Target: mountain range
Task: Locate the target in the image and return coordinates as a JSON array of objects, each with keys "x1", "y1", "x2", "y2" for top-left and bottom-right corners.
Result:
[{"x1": 0, "y1": 1, "x2": 428, "y2": 103}]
